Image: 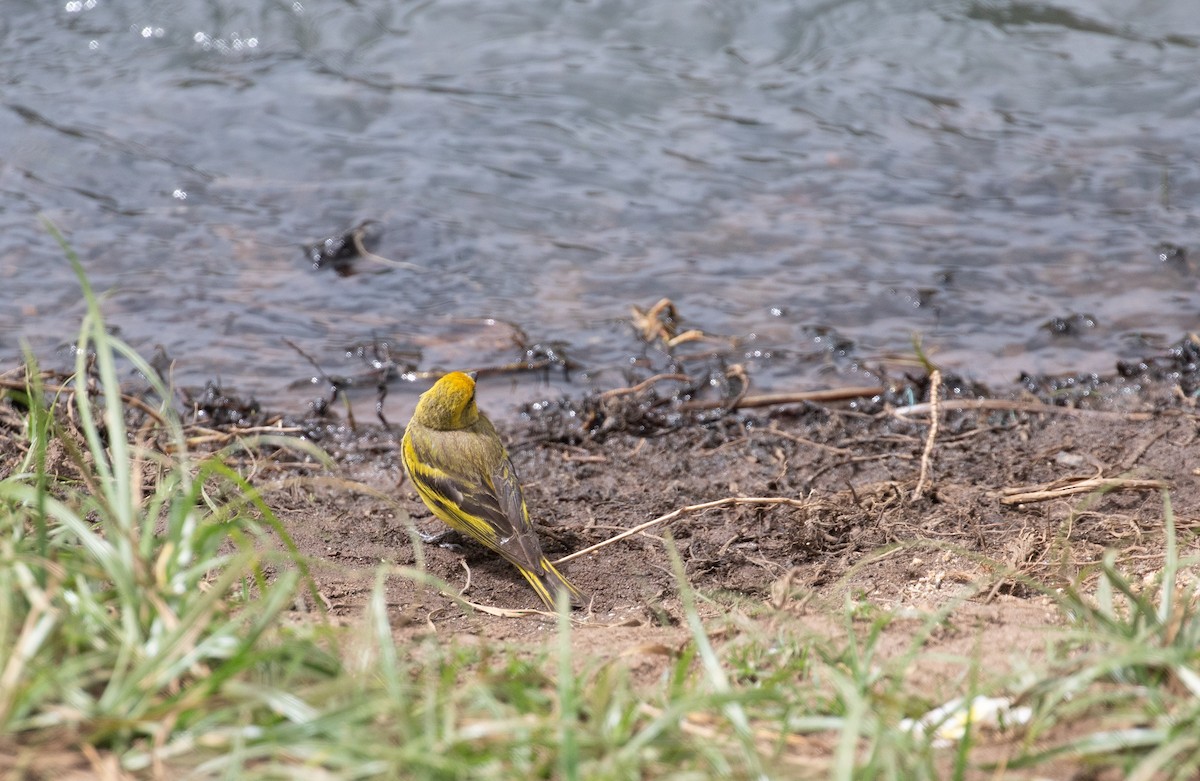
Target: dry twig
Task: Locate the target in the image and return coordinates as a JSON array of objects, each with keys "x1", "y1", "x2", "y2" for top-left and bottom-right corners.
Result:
[
  {"x1": 895, "y1": 398, "x2": 1154, "y2": 421},
  {"x1": 598, "y1": 373, "x2": 691, "y2": 400},
  {"x1": 349, "y1": 224, "x2": 423, "y2": 271},
  {"x1": 681, "y1": 385, "x2": 885, "y2": 411},
  {"x1": 0, "y1": 375, "x2": 169, "y2": 428},
  {"x1": 553, "y1": 496, "x2": 810, "y2": 565},
  {"x1": 1000, "y1": 476, "x2": 1170, "y2": 506},
  {"x1": 911, "y1": 369, "x2": 941, "y2": 501}
]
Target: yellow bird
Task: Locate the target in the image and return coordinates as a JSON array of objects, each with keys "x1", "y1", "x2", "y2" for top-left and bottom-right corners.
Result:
[{"x1": 401, "y1": 371, "x2": 585, "y2": 609}]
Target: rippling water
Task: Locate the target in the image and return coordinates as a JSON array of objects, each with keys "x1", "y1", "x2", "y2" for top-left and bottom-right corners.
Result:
[{"x1": 2, "y1": 0, "x2": 1198, "y2": 420}]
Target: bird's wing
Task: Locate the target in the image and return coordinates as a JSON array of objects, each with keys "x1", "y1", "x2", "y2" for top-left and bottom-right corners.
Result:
[
  {"x1": 403, "y1": 432, "x2": 523, "y2": 554},
  {"x1": 487, "y1": 457, "x2": 549, "y2": 570}
]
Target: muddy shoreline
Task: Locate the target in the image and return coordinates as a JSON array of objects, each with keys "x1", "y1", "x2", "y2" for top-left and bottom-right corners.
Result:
[
  {"x1": 4, "y1": 335, "x2": 1197, "y2": 644},
  {"x1": 7, "y1": 335, "x2": 1190, "y2": 628},
  {"x1": 213, "y1": 335, "x2": 1197, "y2": 650}
]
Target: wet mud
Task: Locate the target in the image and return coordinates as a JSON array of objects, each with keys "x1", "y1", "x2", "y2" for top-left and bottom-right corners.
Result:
[{"x1": 3, "y1": 334, "x2": 1198, "y2": 719}]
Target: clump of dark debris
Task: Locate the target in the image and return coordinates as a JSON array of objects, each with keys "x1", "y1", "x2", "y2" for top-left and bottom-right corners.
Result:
[
  {"x1": 181, "y1": 380, "x2": 264, "y2": 428},
  {"x1": 517, "y1": 329, "x2": 1200, "y2": 447},
  {"x1": 1022, "y1": 334, "x2": 1200, "y2": 407},
  {"x1": 304, "y1": 220, "x2": 384, "y2": 275}
]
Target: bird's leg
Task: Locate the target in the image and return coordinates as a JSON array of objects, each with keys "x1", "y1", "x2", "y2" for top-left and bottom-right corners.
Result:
[{"x1": 417, "y1": 527, "x2": 464, "y2": 548}]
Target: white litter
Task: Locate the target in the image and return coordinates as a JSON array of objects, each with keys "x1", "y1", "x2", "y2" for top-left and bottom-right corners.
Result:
[{"x1": 900, "y1": 695, "x2": 1033, "y2": 748}]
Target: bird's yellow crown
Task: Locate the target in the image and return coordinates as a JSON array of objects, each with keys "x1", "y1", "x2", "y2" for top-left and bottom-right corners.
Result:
[{"x1": 412, "y1": 371, "x2": 479, "y2": 430}]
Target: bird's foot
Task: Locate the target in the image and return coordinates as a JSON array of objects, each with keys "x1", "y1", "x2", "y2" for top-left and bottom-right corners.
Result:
[{"x1": 418, "y1": 528, "x2": 462, "y2": 549}]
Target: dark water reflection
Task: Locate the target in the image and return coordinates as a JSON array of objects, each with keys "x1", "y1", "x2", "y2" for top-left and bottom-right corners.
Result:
[{"x1": 2, "y1": 0, "x2": 1197, "y2": 420}]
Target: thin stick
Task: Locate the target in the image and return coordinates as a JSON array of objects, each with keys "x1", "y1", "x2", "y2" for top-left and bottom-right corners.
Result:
[
  {"x1": 894, "y1": 398, "x2": 1154, "y2": 421},
  {"x1": 350, "y1": 225, "x2": 423, "y2": 271},
  {"x1": 681, "y1": 385, "x2": 885, "y2": 411},
  {"x1": 182, "y1": 424, "x2": 306, "y2": 447},
  {"x1": 1118, "y1": 424, "x2": 1172, "y2": 471},
  {"x1": 1000, "y1": 477, "x2": 1169, "y2": 505},
  {"x1": 0, "y1": 376, "x2": 169, "y2": 427},
  {"x1": 911, "y1": 369, "x2": 941, "y2": 501},
  {"x1": 553, "y1": 496, "x2": 809, "y2": 565},
  {"x1": 598, "y1": 373, "x2": 691, "y2": 399},
  {"x1": 458, "y1": 559, "x2": 472, "y2": 598},
  {"x1": 283, "y1": 337, "x2": 357, "y2": 429},
  {"x1": 767, "y1": 428, "x2": 854, "y2": 456}
]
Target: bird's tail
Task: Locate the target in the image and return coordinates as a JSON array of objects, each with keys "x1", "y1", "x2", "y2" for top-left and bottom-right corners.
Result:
[{"x1": 520, "y1": 557, "x2": 586, "y2": 610}]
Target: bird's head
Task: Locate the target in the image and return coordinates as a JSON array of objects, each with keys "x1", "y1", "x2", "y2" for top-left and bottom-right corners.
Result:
[{"x1": 412, "y1": 370, "x2": 480, "y2": 430}]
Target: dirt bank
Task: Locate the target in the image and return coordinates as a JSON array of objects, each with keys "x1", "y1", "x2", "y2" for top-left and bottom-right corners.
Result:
[{"x1": 244, "y1": 347, "x2": 1199, "y2": 683}]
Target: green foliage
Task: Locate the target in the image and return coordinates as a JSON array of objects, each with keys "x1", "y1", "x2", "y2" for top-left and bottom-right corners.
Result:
[
  {"x1": 1012, "y1": 492, "x2": 1200, "y2": 779},
  {"x1": 0, "y1": 228, "x2": 334, "y2": 748}
]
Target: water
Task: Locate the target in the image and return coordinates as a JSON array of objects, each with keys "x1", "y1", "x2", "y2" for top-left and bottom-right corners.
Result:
[{"x1": 2, "y1": 0, "x2": 1198, "y2": 421}]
